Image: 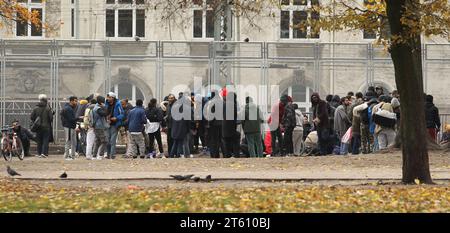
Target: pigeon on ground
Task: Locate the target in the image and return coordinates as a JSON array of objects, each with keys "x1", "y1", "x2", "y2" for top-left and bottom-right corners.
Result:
[
  {"x1": 205, "y1": 175, "x2": 212, "y2": 182},
  {"x1": 59, "y1": 172, "x2": 68, "y2": 179},
  {"x1": 170, "y1": 174, "x2": 194, "y2": 181},
  {"x1": 193, "y1": 177, "x2": 201, "y2": 182},
  {"x1": 6, "y1": 166, "x2": 21, "y2": 177}
]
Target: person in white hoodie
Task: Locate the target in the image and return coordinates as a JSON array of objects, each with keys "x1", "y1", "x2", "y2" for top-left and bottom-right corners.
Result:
[{"x1": 292, "y1": 104, "x2": 305, "y2": 156}]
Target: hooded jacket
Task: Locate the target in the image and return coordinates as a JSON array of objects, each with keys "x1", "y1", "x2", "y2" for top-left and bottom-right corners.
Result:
[
  {"x1": 425, "y1": 101, "x2": 441, "y2": 129},
  {"x1": 311, "y1": 93, "x2": 329, "y2": 129}
]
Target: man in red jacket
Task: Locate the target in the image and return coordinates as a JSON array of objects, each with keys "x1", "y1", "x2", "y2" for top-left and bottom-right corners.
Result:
[
  {"x1": 311, "y1": 93, "x2": 330, "y2": 156},
  {"x1": 268, "y1": 95, "x2": 288, "y2": 157}
]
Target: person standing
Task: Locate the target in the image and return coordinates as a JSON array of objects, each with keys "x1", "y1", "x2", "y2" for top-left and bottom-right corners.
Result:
[
  {"x1": 165, "y1": 94, "x2": 176, "y2": 158},
  {"x1": 350, "y1": 92, "x2": 364, "y2": 155},
  {"x1": 205, "y1": 90, "x2": 224, "y2": 158},
  {"x1": 146, "y1": 98, "x2": 165, "y2": 158},
  {"x1": 105, "y1": 92, "x2": 125, "y2": 159},
  {"x1": 425, "y1": 94, "x2": 441, "y2": 142},
  {"x1": 311, "y1": 93, "x2": 330, "y2": 156},
  {"x1": 282, "y1": 96, "x2": 296, "y2": 156},
  {"x1": 241, "y1": 96, "x2": 264, "y2": 158},
  {"x1": 30, "y1": 94, "x2": 54, "y2": 158},
  {"x1": 268, "y1": 95, "x2": 288, "y2": 157},
  {"x1": 83, "y1": 98, "x2": 97, "y2": 160},
  {"x1": 222, "y1": 92, "x2": 240, "y2": 158},
  {"x1": 292, "y1": 104, "x2": 304, "y2": 156},
  {"x1": 334, "y1": 97, "x2": 352, "y2": 142},
  {"x1": 61, "y1": 96, "x2": 78, "y2": 160},
  {"x1": 170, "y1": 95, "x2": 191, "y2": 158},
  {"x1": 92, "y1": 96, "x2": 109, "y2": 160},
  {"x1": 126, "y1": 99, "x2": 147, "y2": 159},
  {"x1": 372, "y1": 95, "x2": 396, "y2": 150}
]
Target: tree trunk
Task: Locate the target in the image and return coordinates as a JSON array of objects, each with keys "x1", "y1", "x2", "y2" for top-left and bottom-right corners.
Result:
[{"x1": 386, "y1": 0, "x2": 433, "y2": 184}]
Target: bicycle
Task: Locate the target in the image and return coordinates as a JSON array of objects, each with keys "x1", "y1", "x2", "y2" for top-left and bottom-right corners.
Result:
[{"x1": 1, "y1": 125, "x2": 24, "y2": 161}]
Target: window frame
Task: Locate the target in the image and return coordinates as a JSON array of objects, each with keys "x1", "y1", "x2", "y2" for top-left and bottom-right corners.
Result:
[
  {"x1": 280, "y1": 0, "x2": 320, "y2": 40},
  {"x1": 15, "y1": 0, "x2": 45, "y2": 38},
  {"x1": 192, "y1": 0, "x2": 215, "y2": 40},
  {"x1": 105, "y1": 0, "x2": 146, "y2": 39}
]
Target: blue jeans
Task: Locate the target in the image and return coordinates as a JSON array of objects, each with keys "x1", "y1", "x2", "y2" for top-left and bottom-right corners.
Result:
[
  {"x1": 106, "y1": 126, "x2": 118, "y2": 157},
  {"x1": 170, "y1": 139, "x2": 184, "y2": 158},
  {"x1": 351, "y1": 134, "x2": 361, "y2": 154},
  {"x1": 340, "y1": 143, "x2": 349, "y2": 155}
]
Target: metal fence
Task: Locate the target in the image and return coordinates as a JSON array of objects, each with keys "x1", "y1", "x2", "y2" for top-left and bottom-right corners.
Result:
[{"x1": 0, "y1": 39, "x2": 449, "y2": 142}]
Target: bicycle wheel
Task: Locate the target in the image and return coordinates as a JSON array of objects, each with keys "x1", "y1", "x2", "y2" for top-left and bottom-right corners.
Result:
[
  {"x1": 1, "y1": 139, "x2": 12, "y2": 161},
  {"x1": 13, "y1": 138, "x2": 24, "y2": 160}
]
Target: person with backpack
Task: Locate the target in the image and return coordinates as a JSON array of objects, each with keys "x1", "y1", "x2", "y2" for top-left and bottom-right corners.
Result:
[
  {"x1": 30, "y1": 94, "x2": 54, "y2": 158},
  {"x1": 146, "y1": 98, "x2": 164, "y2": 158},
  {"x1": 372, "y1": 95, "x2": 396, "y2": 150},
  {"x1": 92, "y1": 96, "x2": 109, "y2": 160},
  {"x1": 61, "y1": 96, "x2": 78, "y2": 160},
  {"x1": 354, "y1": 91, "x2": 378, "y2": 154},
  {"x1": 105, "y1": 92, "x2": 125, "y2": 159},
  {"x1": 83, "y1": 97, "x2": 97, "y2": 160}
]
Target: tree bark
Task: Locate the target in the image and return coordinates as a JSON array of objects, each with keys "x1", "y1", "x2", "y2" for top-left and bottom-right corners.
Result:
[{"x1": 386, "y1": 0, "x2": 433, "y2": 184}]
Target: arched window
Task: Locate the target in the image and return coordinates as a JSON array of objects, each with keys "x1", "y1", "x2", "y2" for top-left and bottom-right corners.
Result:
[
  {"x1": 111, "y1": 82, "x2": 145, "y2": 105},
  {"x1": 282, "y1": 84, "x2": 313, "y2": 113}
]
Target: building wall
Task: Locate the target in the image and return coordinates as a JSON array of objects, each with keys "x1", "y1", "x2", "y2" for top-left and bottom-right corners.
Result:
[{"x1": 1, "y1": 0, "x2": 449, "y2": 113}]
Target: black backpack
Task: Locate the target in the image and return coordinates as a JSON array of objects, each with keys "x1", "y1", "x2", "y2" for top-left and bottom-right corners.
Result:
[{"x1": 148, "y1": 108, "x2": 159, "y2": 122}]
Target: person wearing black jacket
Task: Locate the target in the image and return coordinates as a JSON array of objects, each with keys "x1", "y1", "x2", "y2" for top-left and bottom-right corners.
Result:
[
  {"x1": 146, "y1": 98, "x2": 164, "y2": 157},
  {"x1": 222, "y1": 92, "x2": 240, "y2": 158},
  {"x1": 282, "y1": 96, "x2": 296, "y2": 155},
  {"x1": 12, "y1": 120, "x2": 35, "y2": 157},
  {"x1": 311, "y1": 92, "x2": 330, "y2": 156},
  {"x1": 425, "y1": 94, "x2": 441, "y2": 141},
  {"x1": 30, "y1": 94, "x2": 54, "y2": 158},
  {"x1": 205, "y1": 90, "x2": 224, "y2": 158},
  {"x1": 165, "y1": 94, "x2": 176, "y2": 157},
  {"x1": 61, "y1": 96, "x2": 78, "y2": 160}
]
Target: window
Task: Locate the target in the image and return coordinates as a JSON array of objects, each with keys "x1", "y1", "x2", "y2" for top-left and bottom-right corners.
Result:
[
  {"x1": 16, "y1": 0, "x2": 44, "y2": 37},
  {"x1": 105, "y1": 0, "x2": 146, "y2": 38},
  {"x1": 363, "y1": 0, "x2": 390, "y2": 40},
  {"x1": 193, "y1": 0, "x2": 215, "y2": 38},
  {"x1": 280, "y1": 0, "x2": 320, "y2": 39},
  {"x1": 282, "y1": 85, "x2": 313, "y2": 113},
  {"x1": 71, "y1": 0, "x2": 78, "y2": 38},
  {"x1": 111, "y1": 83, "x2": 145, "y2": 105}
]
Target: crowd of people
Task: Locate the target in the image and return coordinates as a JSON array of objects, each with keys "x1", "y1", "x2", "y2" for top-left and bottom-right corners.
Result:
[{"x1": 7, "y1": 86, "x2": 448, "y2": 160}]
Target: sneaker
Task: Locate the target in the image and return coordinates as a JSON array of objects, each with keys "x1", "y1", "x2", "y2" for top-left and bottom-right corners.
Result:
[
  {"x1": 96, "y1": 156, "x2": 103, "y2": 160},
  {"x1": 41, "y1": 154, "x2": 48, "y2": 158},
  {"x1": 35, "y1": 154, "x2": 42, "y2": 158},
  {"x1": 65, "y1": 157, "x2": 74, "y2": 161},
  {"x1": 180, "y1": 155, "x2": 185, "y2": 158},
  {"x1": 266, "y1": 154, "x2": 271, "y2": 158},
  {"x1": 161, "y1": 155, "x2": 167, "y2": 159},
  {"x1": 189, "y1": 154, "x2": 194, "y2": 158},
  {"x1": 146, "y1": 153, "x2": 154, "y2": 159}
]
